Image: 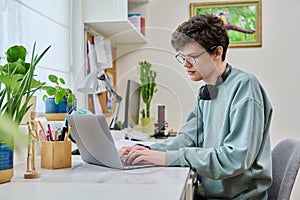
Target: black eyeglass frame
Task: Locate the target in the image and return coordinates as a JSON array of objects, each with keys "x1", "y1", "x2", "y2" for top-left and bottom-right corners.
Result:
[{"x1": 175, "y1": 46, "x2": 217, "y2": 64}]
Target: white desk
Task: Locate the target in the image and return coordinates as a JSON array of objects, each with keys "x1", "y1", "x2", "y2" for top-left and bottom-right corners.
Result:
[{"x1": 0, "y1": 156, "x2": 191, "y2": 200}]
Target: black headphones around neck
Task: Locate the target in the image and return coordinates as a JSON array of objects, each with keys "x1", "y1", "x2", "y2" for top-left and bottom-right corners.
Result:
[{"x1": 199, "y1": 64, "x2": 232, "y2": 100}]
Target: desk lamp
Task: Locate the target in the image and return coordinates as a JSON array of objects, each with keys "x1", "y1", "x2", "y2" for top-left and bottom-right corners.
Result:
[{"x1": 77, "y1": 69, "x2": 122, "y2": 129}]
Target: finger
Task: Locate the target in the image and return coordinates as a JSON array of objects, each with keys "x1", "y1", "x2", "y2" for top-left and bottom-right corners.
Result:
[
  {"x1": 118, "y1": 146, "x2": 140, "y2": 156},
  {"x1": 118, "y1": 147, "x2": 131, "y2": 157},
  {"x1": 125, "y1": 150, "x2": 141, "y2": 164},
  {"x1": 124, "y1": 147, "x2": 149, "y2": 164},
  {"x1": 125, "y1": 150, "x2": 135, "y2": 164},
  {"x1": 118, "y1": 148, "x2": 126, "y2": 157},
  {"x1": 132, "y1": 145, "x2": 149, "y2": 150},
  {"x1": 132, "y1": 155, "x2": 150, "y2": 165}
]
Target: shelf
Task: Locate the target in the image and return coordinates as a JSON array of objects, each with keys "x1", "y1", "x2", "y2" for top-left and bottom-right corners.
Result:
[
  {"x1": 85, "y1": 21, "x2": 147, "y2": 44},
  {"x1": 129, "y1": 0, "x2": 149, "y2": 3},
  {"x1": 83, "y1": 0, "x2": 148, "y2": 44}
]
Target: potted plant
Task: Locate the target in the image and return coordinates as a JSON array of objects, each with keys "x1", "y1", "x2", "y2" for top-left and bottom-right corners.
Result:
[
  {"x1": 42, "y1": 74, "x2": 76, "y2": 121},
  {"x1": 0, "y1": 43, "x2": 51, "y2": 183},
  {"x1": 139, "y1": 60, "x2": 158, "y2": 134}
]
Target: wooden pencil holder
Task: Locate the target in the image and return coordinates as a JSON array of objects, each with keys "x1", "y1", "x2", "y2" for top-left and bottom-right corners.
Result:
[{"x1": 41, "y1": 141, "x2": 72, "y2": 169}]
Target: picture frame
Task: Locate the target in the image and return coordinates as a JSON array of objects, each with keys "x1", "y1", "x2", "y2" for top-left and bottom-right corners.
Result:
[{"x1": 190, "y1": 0, "x2": 262, "y2": 48}]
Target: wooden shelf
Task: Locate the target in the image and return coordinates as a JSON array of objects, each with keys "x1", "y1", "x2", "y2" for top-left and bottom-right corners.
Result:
[{"x1": 85, "y1": 21, "x2": 147, "y2": 44}]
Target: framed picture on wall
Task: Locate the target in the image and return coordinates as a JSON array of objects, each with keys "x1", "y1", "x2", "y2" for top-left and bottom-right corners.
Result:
[{"x1": 190, "y1": 0, "x2": 262, "y2": 48}]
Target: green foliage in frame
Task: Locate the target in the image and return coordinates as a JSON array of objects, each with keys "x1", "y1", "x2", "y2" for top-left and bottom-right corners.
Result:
[{"x1": 190, "y1": 0, "x2": 262, "y2": 48}]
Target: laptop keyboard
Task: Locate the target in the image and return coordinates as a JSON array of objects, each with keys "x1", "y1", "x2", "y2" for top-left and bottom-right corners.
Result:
[{"x1": 120, "y1": 155, "x2": 153, "y2": 169}]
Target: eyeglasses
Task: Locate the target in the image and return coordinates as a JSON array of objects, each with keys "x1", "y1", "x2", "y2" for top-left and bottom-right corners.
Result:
[
  {"x1": 175, "y1": 51, "x2": 207, "y2": 64},
  {"x1": 175, "y1": 46, "x2": 217, "y2": 64}
]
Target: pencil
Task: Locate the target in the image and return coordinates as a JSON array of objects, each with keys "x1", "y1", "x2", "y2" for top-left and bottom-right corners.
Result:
[
  {"x1": 37, "y1": 120, "x2": 48, "y2": 141},
  {"x1": 65, "y1": 124, "x2": 72, "y2": 141},
  {"x1": 54, "y1": 129, "x2": 58, "y2": 141}
]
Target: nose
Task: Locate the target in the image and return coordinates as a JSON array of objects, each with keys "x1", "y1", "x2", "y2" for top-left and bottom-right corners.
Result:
[{"x1": 183, "y1": 59, "x2": 192, "y2": 68}]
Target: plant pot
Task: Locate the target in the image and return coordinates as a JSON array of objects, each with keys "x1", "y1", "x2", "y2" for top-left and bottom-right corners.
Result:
[
  {"x1": 45, "y1": 98, "x2": 77, "y2": 121},
  {"x1": 45, "y1": 98, "x2": 69, "y2": 113},
  {"x1": 140, "y1": 117, "x2": 156, "y2": 135},
  {"x1": 0, "y1": 143, "x2": 14, "y2": 184}
]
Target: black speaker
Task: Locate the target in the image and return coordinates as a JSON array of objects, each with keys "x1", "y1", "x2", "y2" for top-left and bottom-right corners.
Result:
[
  {"x1": 199, "y1": 64, "x2": 232, "y2": 100},
  {"x1": 154, "y1": 105, "x2": 168, "y2": 139}
]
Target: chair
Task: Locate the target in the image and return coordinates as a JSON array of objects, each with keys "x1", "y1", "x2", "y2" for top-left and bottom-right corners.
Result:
[{"x1": 268, "y1": 138, "x2": 300, "y2": 200}]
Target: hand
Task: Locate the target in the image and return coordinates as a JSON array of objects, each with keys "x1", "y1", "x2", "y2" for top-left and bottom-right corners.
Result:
[
  {"x1": 119, "y1": 146, "x2": 167, "y2": 166},
  {"x1": 119, "y1": 145, "x2": 147, "y2": 157}
]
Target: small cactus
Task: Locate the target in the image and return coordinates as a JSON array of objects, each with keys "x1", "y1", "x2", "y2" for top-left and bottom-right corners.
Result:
[{"x1": 139, "y1": 61, "x2": 158, "y2": 118}]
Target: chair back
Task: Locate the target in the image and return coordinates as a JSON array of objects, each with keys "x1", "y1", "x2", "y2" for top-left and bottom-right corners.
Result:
[{"x1": 268, "y1": 138, "x2": 300, "y2": 200}]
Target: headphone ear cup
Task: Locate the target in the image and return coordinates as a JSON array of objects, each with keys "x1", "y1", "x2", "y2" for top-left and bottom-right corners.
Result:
[
  {"x1": 215, "y1": 76, "x2": 223, "y2": 86},
  {"x1": 199, "y1": 65, "x2": 232, "y2": 100},
  {"x1": 199, "y1": 84, "x2": 218, "y2": 100}
]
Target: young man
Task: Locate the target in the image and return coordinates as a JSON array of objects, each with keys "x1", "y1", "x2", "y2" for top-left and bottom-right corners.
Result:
[{"x1": 119, "y1": 14, "x2": 273, "y2": 199}]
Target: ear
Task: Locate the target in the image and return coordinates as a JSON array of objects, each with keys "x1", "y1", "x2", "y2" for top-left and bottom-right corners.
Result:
[
  {"x1": 215, "y1": 46, "x2": 223, "y2": 57},
  {"x1": 213, "y1": 46, "x2": 223, "y2": 60}
]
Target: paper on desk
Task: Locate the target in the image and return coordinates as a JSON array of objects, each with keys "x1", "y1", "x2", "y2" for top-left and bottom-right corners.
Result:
[{"x1": 110, "y1": 130, "x2": 125, "y2": 141}]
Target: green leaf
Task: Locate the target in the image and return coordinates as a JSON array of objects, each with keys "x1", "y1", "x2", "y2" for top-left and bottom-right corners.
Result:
[
  {"x1": 55, "y1": 88, "x2": 66, "y2": 104},
  {"x1": 46, "y1": 87, "x2": 56, "y2": 96},
  {"x1": 13, "y1": 63, "x2": 26, "y2": 74},
  {"x1": 59, "y1": 78, "x2": 65, "y2": 85},
  {"x1": 0, "y1": 113, "x2": 28, "y2": 151},
  {"x1": 2, "y1": 62, "x2": 26, "y2": 75},
  {"x1": 48, "y1": 74, "x2": 58, "y2": 83},
  {"x1": 21, "y1": 62, "x2": 29, "y2": 72},
  {"x1": 6, "y1": 45, "x2": 26, "y2": 63},
  {"x1": 68, "y1": 93, "x2": 75, "y2": 105},
  {"x1": 59, "y1": 87, "x2": 67, "y2": 96},
  {"x1": 31, "y1": 79, "x2": 46, "y2": 88},
  {"x1": 0, "y1": 75, "x2": 18, "y2": 90},
  {"x1": 42, "y1": 94, "x2": 48, "y2": 101}
]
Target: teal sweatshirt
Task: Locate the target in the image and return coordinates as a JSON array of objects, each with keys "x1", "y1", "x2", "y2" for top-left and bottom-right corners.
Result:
[{"x1": 150, "y1": 66, "x2": 273, "y2": 199}]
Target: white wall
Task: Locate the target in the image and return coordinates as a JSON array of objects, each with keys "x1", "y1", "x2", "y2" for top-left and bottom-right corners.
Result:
[
  {"x1": 116, "y1": 0, "x2": 300, "y2": 199},
  {"x1": 1, "y1": 0, "x2": 299, "y2": 198},
  {"x1": 117, "y1": 0, "x2": 300, "y2": 148}
]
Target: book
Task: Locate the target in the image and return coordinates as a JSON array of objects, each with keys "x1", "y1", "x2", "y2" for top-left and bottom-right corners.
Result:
[{"x1": 128, "y1": 14, "x2": 146, "y2": 36}]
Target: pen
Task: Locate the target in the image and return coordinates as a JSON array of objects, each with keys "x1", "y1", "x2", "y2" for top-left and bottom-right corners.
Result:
[
  {"x1": 47, "y1": 124, "x2": 54, "y2": 141},
  {"x1": 37, "y1": 120, "x2": 48, "y2": 141},
  {"x1": 56, "y1": 128, "x2": 62, "y2": 141},
  {"x1": 46, "y1": 131, "x2": 50, "y2": 141},
  {"x1": 65, "y1": 118, "x2": 68, "y2": 128},
  {"x1": 60, "y1": 126, "x2": 67, "y2": 141},
  {"x1": 65, "y1": 124, "x2": 72, "y2": 141}
]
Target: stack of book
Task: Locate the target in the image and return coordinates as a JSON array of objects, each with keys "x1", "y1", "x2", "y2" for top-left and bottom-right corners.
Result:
[{"x1": 128, "y1": 14, "x2": 146, "y2": 36}]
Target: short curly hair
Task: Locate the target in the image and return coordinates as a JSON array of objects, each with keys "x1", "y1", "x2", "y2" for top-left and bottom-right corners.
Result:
[{"x1": 171, "y1": 14, "x2": 229, "y2": 61}]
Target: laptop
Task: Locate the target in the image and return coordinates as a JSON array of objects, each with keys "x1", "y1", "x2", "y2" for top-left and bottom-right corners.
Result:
[{"x1": 67, "y1": 114, "x2": 153, "y2": 169}]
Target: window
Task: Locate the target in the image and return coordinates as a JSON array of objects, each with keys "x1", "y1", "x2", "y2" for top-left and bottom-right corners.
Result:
[{"x1": 0, "y1": 0, "x2": 71, "y2": 113}]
